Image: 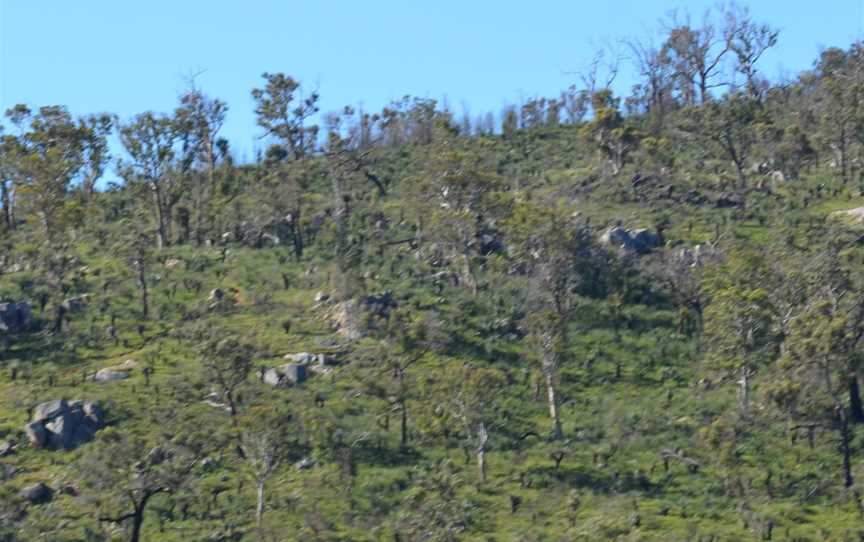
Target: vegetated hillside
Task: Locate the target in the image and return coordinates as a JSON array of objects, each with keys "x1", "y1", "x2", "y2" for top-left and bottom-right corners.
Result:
[{"x1": 2, "y1": 10, "x2": 864, "y2": 542}]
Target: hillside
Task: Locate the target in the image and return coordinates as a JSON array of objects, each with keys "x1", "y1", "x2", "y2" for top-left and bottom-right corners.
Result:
[{"x1": 2, "y1": 9, "x2": 864, "y2": 542}]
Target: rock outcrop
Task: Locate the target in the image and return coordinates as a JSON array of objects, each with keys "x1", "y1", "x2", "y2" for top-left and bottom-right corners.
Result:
[
  {"x1": 263, "y1": 363, "x2": 307, "y2": 387},
  {"x1": 25, "y1": 399, "x2": 105, "y2": 450},
  {"x1": 600, "y1": 227, "x2": 662, "y2": 255}
]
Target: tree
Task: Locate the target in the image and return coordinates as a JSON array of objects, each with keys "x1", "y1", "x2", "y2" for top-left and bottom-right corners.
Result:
[
  {"x1": 200, "y1": 337, "x2": 254, "y2": 421},
  {"x1": 78, "y1": 113, "x2": 114, "y2": 201},
  {"x1": 252, "y1": 73, "x2": 319, "y2": 160},
  {"x1": 682, "y1": 91, "x2": 759, "y2": 187},
  {"x1": 659, "y1": 8, "x2": 729, "y2": 105},
  {"x1": 770, "y1": 296, "x2": 862, "y2": 487},
  {"x1": 119, "y1": 112, "x2": 178, "y2": 249},
  {"x1": 355, "y1": 308, "x2": 434, "y2": 450},
  {"x1": 409, "y1": 132, "x2": 508, "y2": 294},
  {"x1": 77, "y1": 429, "x2": 199, "y2": 542},
  {"x1": 579, "y1": 89, "x2": 641, "y2": 175},
  {"x1": 174, "y1": 87, "x2": 228, "y2": 243},
  {"x1": 3, "y1": 105, "x2": 89, "y2": 238},
  {"x1": 723, "y1": 4, "x2": 779, "y2": 100},
  {"x1": 446, "y1": 364, "x2": 507, "y2": 483},
  {"x1": 701, "y1": 249, "x2": 782, "y2": 416},
  {"x1": 241, "y1": 404, "x2": 307, "y2": 529},
  {"x1": 507, "y1": 202, "x2": 608, "y2": 439}
]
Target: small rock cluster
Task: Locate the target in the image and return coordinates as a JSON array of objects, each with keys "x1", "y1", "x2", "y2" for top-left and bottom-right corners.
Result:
[
  {"x1": 263, "y1": 352, "x2": 336, "y2": 387},
  {"x1": 24, "y1": 399, "x2": 105, "y2": 450},
  {"x1": 600, "y1": 227, "x2": 662, "y2": 255}
]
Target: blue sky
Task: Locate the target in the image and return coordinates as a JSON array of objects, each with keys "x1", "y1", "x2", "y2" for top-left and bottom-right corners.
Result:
[{"x1": 1, "y1": 0, "x2": 863, "y2": 162}]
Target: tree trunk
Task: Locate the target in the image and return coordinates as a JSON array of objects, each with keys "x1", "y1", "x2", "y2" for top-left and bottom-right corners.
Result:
[
  {"x1": 545, "y1": 368, "x2": 564, "y2": 439},
  {"x1": 256, "y1": 479, "x2": 266, "y2": 528},
  {"x1": 461, "y1": 252, "x2": 477, "y2": 296},
  {"x1": 477, "y1": 422, "x2": 488, "y2": 483},
  {"x1": 149, "y1": 181, "x2": 166, "y2": 250},
  {"x1": 849, "y1": 375, "x2": 864, "y2": 424},
  {"x1": 290, "y1": 209, "x2": 303, "y2": 260},
  {"x1": 1, "y1": 180, "x2": 11, "y2": 230},
  {"x1": 839, "y1": 409, "x2": 854, "y2": 488},
  {"x1": 130, "y1": 505, "x2": 145, "y2": 542},
  {"x1": 400, "y1": 399, "x2": 408, "y2": 450},
  {"x1": 135, "y1": 259, "x2": 149, "y2": 321},
  {"x1": 738, "y1": 366, "x2": 751, "y2": 418}
]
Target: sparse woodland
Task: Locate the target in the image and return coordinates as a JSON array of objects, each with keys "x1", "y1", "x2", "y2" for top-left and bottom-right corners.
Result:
[{"x1": 3, "y1": 4, "x2": 864, "y2": 541}]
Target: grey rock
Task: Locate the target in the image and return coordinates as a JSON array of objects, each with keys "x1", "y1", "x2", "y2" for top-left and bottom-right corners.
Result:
[
  {"x1": 25, "y1": 421, "x2": 48, "y2": 448},
  {"x1": 19, "y1": 482, "x2": 52, "y2": 505},
  {"x1": 24, "y1": 399, "x2": 104, "y2": 450},
  {"x1": 263, "y1": 363, "x2": 307, "y2": 387},
  {"x1": 45, "y1": 413, "x2": 74, "y2": 449},
  {"x1": 294, "y1": 457, "x2": 315, "y2": 470},
  {"x1": 33, "y1": 399, "x2": 68, "y2": 422},
  {"x1": 0, "y1": 440, "x2": 15, "y2": 457},
  {"x1": 93, "y1": 368, "x2": 130, "y2": 382},
  {"x1": 0, "y1": 301, "x2": 32, "y2": 333},
  {"x1": 284, "y1": 352, "x2": 317, "y2": 364},
  {"x1": 83, "y1": 401, "x2": 104, "y2": 425},
  {"x1": 600, "y1": 226, "x2": 661, "y2": 255}
]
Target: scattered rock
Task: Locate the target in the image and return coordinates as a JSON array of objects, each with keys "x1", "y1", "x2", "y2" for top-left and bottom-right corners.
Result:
[
  {"x1": 62, "y1": 295, "x2": 90, "y2": 313},
  {"x1": 832, "y1": 206, "x2": 864, "y2": 223},
  {"x1": 26, "y1": 399, "x2": 105, "y2": 450},
  {"x1": 0, "y1": 440, "x2": 15, "y2": 457},
  {"x1": 94, "y1": 367, "x2": 131, "y2": 382},
  {"x1": 600, "y1": 227, "x2": 661, "y2": 255},
  {"x1": 283, "y1": 352, "x2": 317, "y2": 364},
  {"x1": 0, "y1": 301, "x2": 32, "y2": 333},
  {"x1": 208, "y1": 288, "x2": 225, "y2": 302},
  {"x1": 294, "y1": 457, "x2": 315, "y2": 470},
  {"x1": 19, "y1": 482, "x2": 52, "y2": 505},
  {"x1": 263, "y1": 364, "x2": 307, "y2": 387}
]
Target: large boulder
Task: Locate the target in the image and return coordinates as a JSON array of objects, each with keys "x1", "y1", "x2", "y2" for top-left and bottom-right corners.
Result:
[
  {"x1": 93, "y1": 359, "x2": 137, "y2": 382},
  {"x1": 263, "y1": 363, "x2": 307, "y2": 387},
  {"x1": 26, "y1": 400, "x2": 105, "y2": 450},
  {"x1": 19, "y1": 482, "x2": 52, "y2": 505},
  {"x1": 0, "y1": 301, "x2": 32, "y2": 333},
  {"x1": 600, "y1": 226, "x2": 661, "y2": 255}
]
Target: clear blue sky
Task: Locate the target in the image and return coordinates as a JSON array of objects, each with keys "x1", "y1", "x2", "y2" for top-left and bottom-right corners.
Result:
[{"x1": 1, "y1": 0, "x2": 863, "y2": 162}]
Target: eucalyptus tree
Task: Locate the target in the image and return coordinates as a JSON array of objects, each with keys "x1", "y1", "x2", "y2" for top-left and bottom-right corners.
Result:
[
  {"x1": 2, "y1": 105, "x2": 90, "y2": 238},
  {"x1": 174, "y1": 87, "x2": 228, "y2": 243},
  {"x1": 507, "y1": 202, "x2": 609, "y2": 439},
  {"x1": 251, "y1": 72, "x2": 319, "y2": 160},
  {"x1": 77, "y1": 429, "x2": 200, "y2": 542},
  {"x1": 118, "y1": 112, "x2": 179, "y2": 250}
]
